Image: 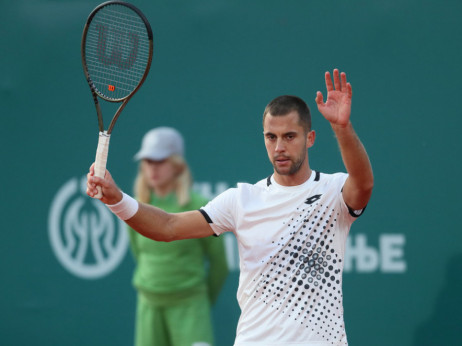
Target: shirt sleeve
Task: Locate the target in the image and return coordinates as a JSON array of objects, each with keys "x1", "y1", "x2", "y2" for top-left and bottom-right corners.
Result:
[{"x1": 200, "y1": 187, "x2": 238, "y2": 236}]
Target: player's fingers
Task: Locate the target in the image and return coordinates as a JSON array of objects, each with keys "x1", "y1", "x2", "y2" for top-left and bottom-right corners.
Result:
[
  {"x1": 89, "y1": 163, "x2": 96, "y2": 175},
  {"x1": 86, "y1": 177, "x2": 97, "y2": 197},
  {"x1": 93, "y1": 176, "x2": 108, "y2": 197},
  {"x1": 87, "y1": 172, "x2": 96, "y2": 191},
  {"x1": 86, "y1": 186, "x2": 95, "y2": 197},
  {"x1": 88, "y1": 173, "x2": 103, "y2": 188},
  {"x1": 347, "y1": 82, "x2": 353, "y2": 98},
  {"x1": 333, "y1": 69, "x2": 341, "y2": 91},
  {"x1": 91, "y1": 175, "x2": 104, "y2": 187},
  {"x1": 324, "y1": 71, "x2": 334, "y2": 92},
  {"x1": 315, "y1": 91, "x2": 324, "y2": 105},
  {"x1": 340, "y1": 72, "x2": 348, "y2": 92}
]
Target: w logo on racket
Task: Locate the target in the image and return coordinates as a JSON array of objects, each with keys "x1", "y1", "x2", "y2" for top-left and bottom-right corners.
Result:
[
  {"x1": 48, "y1": 176, "x2": 128, "y2": 279},
  {"x1": 96, "y1": 24, "x2": 139, "y2": 70}
]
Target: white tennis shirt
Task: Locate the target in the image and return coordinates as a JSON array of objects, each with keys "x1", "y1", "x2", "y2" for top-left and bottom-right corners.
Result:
[{"x1": 201, "y1": 171, "x2": 359, "y2": 346}]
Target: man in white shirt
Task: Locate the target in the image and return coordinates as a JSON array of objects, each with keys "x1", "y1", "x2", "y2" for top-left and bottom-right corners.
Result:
[{"x1": 87, "y1": 69, "x2": 374, "y2": 346}]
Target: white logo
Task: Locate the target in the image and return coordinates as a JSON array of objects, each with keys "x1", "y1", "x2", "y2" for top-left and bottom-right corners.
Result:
[{"x1": 48, "y1": 176, "x2": 128, "y2": 279}]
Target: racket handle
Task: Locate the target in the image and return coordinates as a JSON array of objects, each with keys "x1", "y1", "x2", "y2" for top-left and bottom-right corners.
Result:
[{"x1": 93, "y1": 131, "x2": 111, "y2": 199}]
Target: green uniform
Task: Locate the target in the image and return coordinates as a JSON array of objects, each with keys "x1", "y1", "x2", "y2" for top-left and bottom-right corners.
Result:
[{"x1": 128, "y1": 191, "x2": 228, "y2": 346}]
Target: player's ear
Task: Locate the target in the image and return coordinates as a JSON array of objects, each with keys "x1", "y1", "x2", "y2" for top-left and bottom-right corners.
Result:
[{"x1": 306, "y1": 130, "x2": 316, "y2": 149}]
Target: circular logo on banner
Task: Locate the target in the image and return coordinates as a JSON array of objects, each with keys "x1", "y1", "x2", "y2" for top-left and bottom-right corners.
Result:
[{"x1": 48, "y1": 176, "x2": 128, "y2": 279}]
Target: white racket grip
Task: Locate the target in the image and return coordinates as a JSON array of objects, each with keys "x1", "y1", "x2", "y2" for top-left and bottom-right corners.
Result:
[{"x1": 93, "y1": 131, "x2": 111, "y2": 199}]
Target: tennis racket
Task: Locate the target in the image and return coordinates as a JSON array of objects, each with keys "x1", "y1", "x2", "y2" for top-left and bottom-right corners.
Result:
[{"x1": 81, "y1": 1, "x2": 153, "y2": 198}]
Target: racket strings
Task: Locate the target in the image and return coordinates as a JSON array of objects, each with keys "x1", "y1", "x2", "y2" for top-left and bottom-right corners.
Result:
[{"x1": 85, "y1": 4, "x2": 151, "y2": 100}]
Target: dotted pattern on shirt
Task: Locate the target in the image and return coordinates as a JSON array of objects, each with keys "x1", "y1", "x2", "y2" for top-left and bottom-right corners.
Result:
[{"x1": 252, "y1": 199, "x2": 347, "y2": 344}]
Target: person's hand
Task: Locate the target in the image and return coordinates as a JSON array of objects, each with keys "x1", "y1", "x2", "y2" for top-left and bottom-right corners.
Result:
[
  {"x1": 315, "y1": 69, "x2": 352, "y2": 127},
  {"x1": 86, "y1": 163, "x2": 123, "y2": 205}
]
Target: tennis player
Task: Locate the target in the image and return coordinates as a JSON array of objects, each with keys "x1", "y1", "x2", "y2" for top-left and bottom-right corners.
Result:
[{"x1": 87, "y1": 69, "x2": 373, "y2": 346}]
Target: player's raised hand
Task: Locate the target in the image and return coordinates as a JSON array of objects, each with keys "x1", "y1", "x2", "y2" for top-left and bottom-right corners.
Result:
[
  {"x1": 315, "y1": 69, "x2": 352, "y2": 127},
  {"x1": 86, "y1": 164, "x2": 122, "y2": 205}
]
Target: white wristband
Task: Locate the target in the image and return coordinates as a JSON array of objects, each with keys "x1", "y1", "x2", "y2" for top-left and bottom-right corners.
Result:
[{"x1": 107, "y1": 192, "x2": 139, "y2": 220}]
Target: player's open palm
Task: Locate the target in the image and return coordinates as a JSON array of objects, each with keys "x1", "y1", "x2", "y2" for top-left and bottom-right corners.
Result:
[{"x1": 315, "y1": 69, "x2": 352, "y2": 127}]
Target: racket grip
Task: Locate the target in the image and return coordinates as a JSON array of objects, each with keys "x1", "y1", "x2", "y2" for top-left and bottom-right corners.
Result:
[{"x1": 93, "y1": 131, "x2": 111, "y2": 199}]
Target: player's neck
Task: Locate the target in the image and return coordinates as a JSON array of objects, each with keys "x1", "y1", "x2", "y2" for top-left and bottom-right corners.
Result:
[{"x1": 273, "y1": 166, "x2": 312, "y2": 187}]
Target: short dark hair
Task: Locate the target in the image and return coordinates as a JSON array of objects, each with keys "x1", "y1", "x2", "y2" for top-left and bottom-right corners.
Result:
[{"x1": 262, "y1": 95, "x2": 311, "y2": 132}]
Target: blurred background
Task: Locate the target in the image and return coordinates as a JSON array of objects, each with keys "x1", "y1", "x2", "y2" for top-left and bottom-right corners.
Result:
[{"x1": 1, "y1": 0, "x2": 461, "y2": 345}]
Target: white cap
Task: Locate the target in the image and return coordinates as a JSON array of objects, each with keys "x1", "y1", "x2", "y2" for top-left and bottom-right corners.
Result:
[{"x1": 134, "y1": 127, "x2": 184, "y2": 161}]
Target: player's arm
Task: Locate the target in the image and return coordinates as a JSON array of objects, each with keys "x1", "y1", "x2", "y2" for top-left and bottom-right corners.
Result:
[
  {"x1": 315, "y1": 69, "x2": 374, "y2": 210},
  {"x1": 330, "y1": 122, "x2": 373, "y2": 210},
  {"x1": 86, "y1": 165, "x2": 214, "y2": 241},
  {"x1": 128, "y1": 204, "x2": 214, "y2": 241}
]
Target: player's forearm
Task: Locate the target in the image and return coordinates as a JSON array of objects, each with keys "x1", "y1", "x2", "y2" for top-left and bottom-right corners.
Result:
[
  {"x1": 125, "y1": 203, "x2": 177, "y2": 242},
  {"x1": 124, "y1": 203, "x2": 213, "y2": 242},
  {"x1": 332, "y1": 122, "x2": 374, "y2": 193}
]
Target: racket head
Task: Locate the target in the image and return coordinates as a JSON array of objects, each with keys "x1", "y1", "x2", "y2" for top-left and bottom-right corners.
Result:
[{"x1": 81, "y1": 1, "x2": 153, "y2": 103}]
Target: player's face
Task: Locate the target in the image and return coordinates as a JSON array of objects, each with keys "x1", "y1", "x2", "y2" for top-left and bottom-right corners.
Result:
[
  {"x1": 141, "y1": 158, "x2": 179, "y2": 193},
  {"x1": 263, "y1": 111, "x2": 315, "y2": 179}
]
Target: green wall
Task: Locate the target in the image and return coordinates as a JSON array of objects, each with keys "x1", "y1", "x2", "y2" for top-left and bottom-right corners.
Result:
[{"x1": 2, "y1": 0, "x2": 461, "y2": 345}]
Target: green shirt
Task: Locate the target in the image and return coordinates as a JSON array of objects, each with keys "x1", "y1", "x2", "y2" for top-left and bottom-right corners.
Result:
[{"x1": 128, "y1": 191, "x2": 228, "y2": 304}]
